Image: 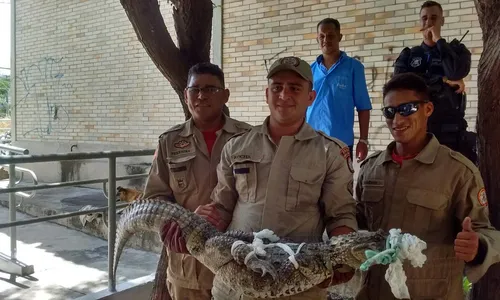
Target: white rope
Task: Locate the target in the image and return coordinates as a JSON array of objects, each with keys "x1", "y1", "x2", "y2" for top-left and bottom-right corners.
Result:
[
  {"x1": 384, "y1": 229, "x2": 427, "y2": 299},
  {"x1": 230, "y1": 229, "x2": 308, "y2": 270}
]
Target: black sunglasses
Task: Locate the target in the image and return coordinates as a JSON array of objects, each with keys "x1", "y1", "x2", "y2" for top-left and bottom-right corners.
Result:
[{"x1": 381, "y1": 100, "x2": 429, "y2": 119}]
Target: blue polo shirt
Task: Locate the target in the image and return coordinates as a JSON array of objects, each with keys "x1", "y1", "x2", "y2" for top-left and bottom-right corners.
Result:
[{"x1": 306, "y1": 52, "x2": 372, "y2": 146}]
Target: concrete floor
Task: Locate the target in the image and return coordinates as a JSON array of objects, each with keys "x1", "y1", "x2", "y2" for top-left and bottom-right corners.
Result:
[{"x1": 0, "y1": 206, "x2": 159, "y2": 300}]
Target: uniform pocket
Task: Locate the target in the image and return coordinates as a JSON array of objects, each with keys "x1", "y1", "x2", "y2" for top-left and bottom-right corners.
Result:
[
  {"x1": 231, "y1": 154, "x2": 262, "y2": 203},
  {"x1": 167, "y1": 155, "x2": 197, "y2": 194},
  {"x1": 360, "y1": 183, "x2": 385, "y2": 230},
  {"x1": 286, "y1": 166, "x2": 324, "y2": 211},
  {"x1": 406, "y1": 188, "x2": 448, "y2": 235}
]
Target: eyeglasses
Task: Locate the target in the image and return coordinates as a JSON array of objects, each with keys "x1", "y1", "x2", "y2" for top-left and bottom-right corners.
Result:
[
  {"x1": 186, "y1": 86, "x2": 223, "y2": 95},
  {"x1": 381, "y1": 100, "x2": 429, "y2": 119}
]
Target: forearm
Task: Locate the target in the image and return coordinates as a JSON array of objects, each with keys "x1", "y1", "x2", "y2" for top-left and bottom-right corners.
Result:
[
  {"x1": 329, "y1": 225, "x2": 355, "y2": 238},
  {"x1": 213, "y1": 201, "x2": 233, "y2": 224},
  {"x1": 436, "y1": 39, "x2": 471, "y2": 80},
  {"x1": 357, "y1": 110, "x2": 370, "y2": 140}
]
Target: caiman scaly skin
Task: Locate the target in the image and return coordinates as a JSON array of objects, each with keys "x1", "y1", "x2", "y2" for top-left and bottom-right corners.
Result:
[{"x1": 112, "y1": 199, "x2": 387, "y2": 298}]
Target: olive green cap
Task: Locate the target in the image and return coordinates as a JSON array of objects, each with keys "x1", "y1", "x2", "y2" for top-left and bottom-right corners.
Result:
[{"x1": 267, "y1": 56, "x2": 313, "y2": 83}]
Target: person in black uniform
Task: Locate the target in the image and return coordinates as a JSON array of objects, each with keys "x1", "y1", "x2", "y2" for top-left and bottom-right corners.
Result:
[{"x1": 393, "y1": 0, "x2": 477, "y2": 164}]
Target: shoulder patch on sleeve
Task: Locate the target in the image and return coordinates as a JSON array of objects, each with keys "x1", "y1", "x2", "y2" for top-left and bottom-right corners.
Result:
[
  {"x1": 477, "y1": 187, "x2": 488, "y2": 207},
  {"x1": 360, "y1": 150, "x2": 383, "y2": 168},
  {"x1": 448, "y1": 150, "x2": 478, "y2": 173},
  {"x1": 158, "y1": 123, "x2": 184, "y2": 139}
]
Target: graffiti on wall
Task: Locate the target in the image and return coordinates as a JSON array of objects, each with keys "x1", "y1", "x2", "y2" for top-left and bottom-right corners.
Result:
[
  {"x1": 263, "y1": 48, "x2": 288, "y2": 73},
  {"x1": 17, "y1": 57, "x2": 73, "y2": 138}
]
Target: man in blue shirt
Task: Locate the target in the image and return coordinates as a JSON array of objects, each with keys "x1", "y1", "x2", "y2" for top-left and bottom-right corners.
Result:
[{"x1": 306, "y1": 18, "x2": 372, "y2": 162}]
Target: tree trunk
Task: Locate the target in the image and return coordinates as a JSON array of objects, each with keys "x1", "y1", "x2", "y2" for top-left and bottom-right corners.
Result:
[
  {"x1": 118, "y1": 1, "x2": 223, "y2": 299},
  {"x1": 471, "y1": 1, "x2": 500, "y2": 299},
  {"x1": 120, "y1": 0, "x2": 229, "y2": 120}
]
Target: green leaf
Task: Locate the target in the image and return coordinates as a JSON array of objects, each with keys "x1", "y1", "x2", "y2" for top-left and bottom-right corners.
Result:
[{"x1": 463, "y1": 276, "x2": 472, "y2": 294}]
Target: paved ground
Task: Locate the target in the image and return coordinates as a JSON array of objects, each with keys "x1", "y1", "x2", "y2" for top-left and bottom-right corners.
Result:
[{"x1": 0, "y1": 206, "x2": 159, "y2": 300}]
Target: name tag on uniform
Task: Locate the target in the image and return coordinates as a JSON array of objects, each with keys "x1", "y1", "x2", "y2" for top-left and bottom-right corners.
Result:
[
  {"x1": 234, "y1": 167, "x2": 250, "y2": 174},
  {"x1": 170, "y1": 166, "x2": 187, "y2": 173},
  {"x1": 363, "y1": 179, "x2": 384, "y2": 187}
]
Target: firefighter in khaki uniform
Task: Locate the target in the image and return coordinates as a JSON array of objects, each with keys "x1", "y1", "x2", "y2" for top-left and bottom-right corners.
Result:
[
  {"x1": 191, "y1": 56, "x2": 358, "y2": 300},
  {"x1": 355, "y1": 73, "x2": 500, "y2": 300},
  {"x1": 143, "y1": 62, "x2": 252, "y2": 300}
]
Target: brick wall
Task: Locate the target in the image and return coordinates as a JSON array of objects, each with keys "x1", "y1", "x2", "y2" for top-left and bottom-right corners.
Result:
[
  {"x1": 222, "y1": 0, "x2": 482, "y2": 151},
  {"x1": 15, "y1": 0, "x2": 184, "y2": 148},
  {"x1": 14, "y1": 0, "x2": 482, "y2": 153}
]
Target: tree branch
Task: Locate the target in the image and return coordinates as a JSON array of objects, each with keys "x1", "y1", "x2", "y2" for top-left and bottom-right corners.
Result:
[
  {"x1": 170, "y1": 0, "x2": 213, "y2": 65},
  {"x1": 120, "y1": 0, "x2": 190, "y2": 118}
]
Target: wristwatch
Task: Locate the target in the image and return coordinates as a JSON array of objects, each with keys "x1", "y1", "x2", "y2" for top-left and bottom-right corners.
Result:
[{"x1": 359, "y1": 139, "x2": 369, "y2": 145}]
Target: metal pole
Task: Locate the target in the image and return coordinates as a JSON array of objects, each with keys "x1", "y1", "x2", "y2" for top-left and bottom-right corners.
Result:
[
  {"x1": 0, "y1": 144, "x2": 28, "y2": 154},
  {"x1": 107, "y1": 157, "x2": 116, "y2": 292},
  {"x1": 0, "y1": 173, "x2": 147, "y2": 194},
  {"x1": 212, "y1": 0, "x2": 222, "y2": 67},
  {"x1": 0, "y1": 149, "x2": 155, "y2": 164},
  {"x1": 8, "y1": 152, "x2": 16, "y2": 281},
  {"x1": 0, "y1": 202, "x2": 130, "y2": 229},
  {"x1": 10, "y1": 0, "x2": 17, "y2": 140}
]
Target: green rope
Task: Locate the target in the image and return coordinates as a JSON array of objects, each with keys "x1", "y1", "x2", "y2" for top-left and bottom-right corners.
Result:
[{"x1": 359, "y1": 233, "x2": 401, "y2": 271}]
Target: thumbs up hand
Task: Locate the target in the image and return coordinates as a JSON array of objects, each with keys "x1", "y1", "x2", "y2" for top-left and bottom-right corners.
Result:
[{"x1": 454, "y1": 217, "x2": 479, "y2": 262}]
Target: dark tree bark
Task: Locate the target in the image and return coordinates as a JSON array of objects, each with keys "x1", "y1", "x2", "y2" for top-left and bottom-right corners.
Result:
[
  {"x1": 120, "y1": 0, "x2": 228, "y2": 120},
  {"x1": 471, "y1": 1, "x2": 500, "y2": 299}
]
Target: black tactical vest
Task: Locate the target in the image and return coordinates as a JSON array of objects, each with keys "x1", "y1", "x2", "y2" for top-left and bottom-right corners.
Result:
[{"x1": 406, "y1": 43, "x2": 467, "y2": 132}]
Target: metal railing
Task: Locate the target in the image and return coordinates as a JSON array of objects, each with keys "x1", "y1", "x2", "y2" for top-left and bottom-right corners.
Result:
[
  {"x1": 0, "y1": 148, "x2": 155, "y2": 292},
  {"x1": 0, "y1": 143, "x2": 33, "y2": 281},
  {"x1": 0, "y1": 165, "x2": 39, "y2": 201}
]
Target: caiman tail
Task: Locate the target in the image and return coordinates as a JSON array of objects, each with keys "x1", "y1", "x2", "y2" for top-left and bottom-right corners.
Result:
[{"x1": 111, "y1": 198, "x2": 216, "y2": 288}]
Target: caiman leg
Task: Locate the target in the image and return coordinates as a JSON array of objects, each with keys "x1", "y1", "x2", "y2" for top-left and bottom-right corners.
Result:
[
  {"x1": 231, "y1": 243, "x2": 278, "y2": 280},
  {"x1": 223, "y1": 230, "x2": 255, "y2": 242}
]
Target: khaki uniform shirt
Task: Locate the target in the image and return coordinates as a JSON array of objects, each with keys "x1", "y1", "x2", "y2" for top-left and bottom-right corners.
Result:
[
  {"x1": 143, "y1": 115, "x2": 252, "y2": 290},
  {"x1": 210, "y1": 118, "x2": 358, "y2": 300},
  {"x1": 355, "y1": 135, "x2": 500, "y2": 300}
]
